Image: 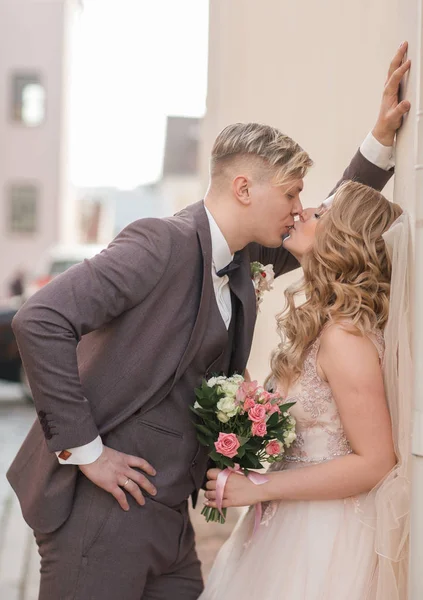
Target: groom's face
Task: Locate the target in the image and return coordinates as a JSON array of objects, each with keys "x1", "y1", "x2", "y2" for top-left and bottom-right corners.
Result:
[{"x1": 250, "y1": 178, "x2": 304, "y2": 247}]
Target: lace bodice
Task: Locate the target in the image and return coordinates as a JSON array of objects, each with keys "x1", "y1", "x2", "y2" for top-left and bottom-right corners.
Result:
[{"x1": 276, "y1": 328, "x2": 385, "y2": 467}]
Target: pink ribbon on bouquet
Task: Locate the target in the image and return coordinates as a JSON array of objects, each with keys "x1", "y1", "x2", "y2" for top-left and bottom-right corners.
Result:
[{"x1": 215, "y1": 464, "x2": 269, "y2": 537}]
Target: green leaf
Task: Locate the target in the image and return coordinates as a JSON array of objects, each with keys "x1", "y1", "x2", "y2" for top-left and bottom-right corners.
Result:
[
  {"x1": 195, "y1": 423, "x2": 214, "y2": 437},
  {"x1": 189, "y1": 406, "x2": 215, "y2": 424},
  {"x1": 238, "y1": 436, "x2": 250, "y2": 447},
  {"x1": 272, "y1": 430, "x2": 286, "y2": 443},
  {"x1": 189, "y1": 405, "x2": 204, "y2": 418},
  {"x1": 209, "y1": 449, "x2": 222, "y2": 462},
  {"x1": 267, "y1": 412, "x2": 279, "y2": 427},
  {"x1": 197, "y1": 432, "x2": 214, "y2": 447},
  {"x1": 219, "y1": 455, "x2": 235, "y2": 468},
  {"x1": 240, "y1": 452, "x2": 262, "y2": 470},
  {"x1": 278, "y1": 402, "x2": 296, "y2": 413},
  {"x1": 208, "y1": 450, "x2": 234, "y2": 468},
  {"x1": 237, "y1": 446, "x2": 246, "y2": 458},
  {"x1": 195, "y1": 395, "x2": 217, "y2": 409}
]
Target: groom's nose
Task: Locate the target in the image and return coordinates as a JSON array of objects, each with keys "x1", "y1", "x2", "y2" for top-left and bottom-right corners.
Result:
[{"x1": 292, "y1": 197, "x2": 303, "y2": 217}]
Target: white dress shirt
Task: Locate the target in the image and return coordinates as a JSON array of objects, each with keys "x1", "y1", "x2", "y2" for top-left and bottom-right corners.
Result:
[
  {"x1": 205, "y1": 206, "x2": 234, "y2": 328},
  {"x1": 57, "y1": 132, "x2": 393, "y2": 465}
]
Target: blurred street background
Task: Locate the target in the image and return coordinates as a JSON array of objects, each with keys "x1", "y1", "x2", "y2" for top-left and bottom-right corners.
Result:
[{"x1": 0, "y1": 0, "x2": 421, "y2": 597}]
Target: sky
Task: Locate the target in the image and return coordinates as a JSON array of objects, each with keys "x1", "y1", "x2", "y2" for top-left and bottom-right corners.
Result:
[{"x1": 69, "y1": 0, "x2": 209, "y2": 189}]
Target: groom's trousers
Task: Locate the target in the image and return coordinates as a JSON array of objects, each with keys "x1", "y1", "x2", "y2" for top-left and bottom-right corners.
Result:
[{"x1": 34, "y1": 473, "x2": 203, "y2": 600}]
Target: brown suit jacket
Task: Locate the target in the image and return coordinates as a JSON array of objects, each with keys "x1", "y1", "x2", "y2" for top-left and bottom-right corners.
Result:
[{"x1": 7, "y1": 149, "x2": 393, "y2": 533}]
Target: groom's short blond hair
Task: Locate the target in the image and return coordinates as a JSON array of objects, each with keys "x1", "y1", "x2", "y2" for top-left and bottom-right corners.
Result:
[{"x1": 210, "y1": 123, "x2": 313, "y2": 186}]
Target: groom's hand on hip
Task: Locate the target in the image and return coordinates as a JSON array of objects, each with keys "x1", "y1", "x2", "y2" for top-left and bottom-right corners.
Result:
[{"x1": 79, "y1": 445, "x2": 157, "y2": 511}]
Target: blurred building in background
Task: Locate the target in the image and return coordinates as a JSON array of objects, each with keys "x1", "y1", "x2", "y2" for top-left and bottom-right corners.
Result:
[
  {"x1": 77, "y1": 183, "x2": 170, "y2": 242},
  {"x1": 201, "y1": 0, "x2": 418, "y2": 383},
  {"x1": 77, "y1": 115, "x2": 202, "y2": 241},
  {"x1": 159, "y1": 116, "x2": 202, "y2": 213},
  {"x1": 0, "y1": 0, "x2": 79, "y2": 303}
]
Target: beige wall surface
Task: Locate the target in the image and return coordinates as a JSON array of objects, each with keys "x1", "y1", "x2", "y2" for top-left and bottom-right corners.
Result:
[{"x1": 201, "y1": 0, "x2": 419, "y2": 383}]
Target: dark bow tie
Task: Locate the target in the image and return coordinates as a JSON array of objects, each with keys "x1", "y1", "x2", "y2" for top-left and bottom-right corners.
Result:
[{"x1": 216, "y1": 252, "x2": 242, "y2": 278}]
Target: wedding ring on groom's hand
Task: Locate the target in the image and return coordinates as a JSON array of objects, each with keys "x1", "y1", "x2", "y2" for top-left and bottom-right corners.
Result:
[{"x1": 122, "y1": 478, "x2": 131, "y2": 489}]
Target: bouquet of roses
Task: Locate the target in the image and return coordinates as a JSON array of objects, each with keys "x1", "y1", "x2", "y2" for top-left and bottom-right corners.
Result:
[{"x1": 190, "y1": 374, "x2": 296, "y2": 524}]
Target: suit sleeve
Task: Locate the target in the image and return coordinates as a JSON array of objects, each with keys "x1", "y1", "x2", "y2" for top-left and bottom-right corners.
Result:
[
  {"x1": 12, "y1": 218, "x2": 172, "y2": 453},
  {"x1": 327, "y1": 148, "x2": 394, "y2": 198}
]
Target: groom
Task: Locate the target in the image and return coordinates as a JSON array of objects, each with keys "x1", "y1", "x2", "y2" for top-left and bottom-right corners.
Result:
[{"x1": 7, "y1": 47, "x2": 409, "y2": 600}]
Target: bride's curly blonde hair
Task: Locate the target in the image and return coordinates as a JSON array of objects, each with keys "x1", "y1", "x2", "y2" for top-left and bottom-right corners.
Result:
[{"x1": 271, "y1": 181, "x2": 403, "y2": 388}]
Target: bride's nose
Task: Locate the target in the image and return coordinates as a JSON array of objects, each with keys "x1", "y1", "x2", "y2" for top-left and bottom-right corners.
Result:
[{"x1": 300, "y1": 208, "x2": 313, "y2": 223}]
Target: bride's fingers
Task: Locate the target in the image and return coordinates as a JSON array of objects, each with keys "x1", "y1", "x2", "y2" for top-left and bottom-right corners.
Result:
[
  {"x1": 207, "y1": 468, "x2": 221, "y2": 480},
  {"x1": 206, "y1": 480, "x2": 217, "y2": 491},
  {"x1": 205, "y1": 491, "x2": 217, "y2": 501}
]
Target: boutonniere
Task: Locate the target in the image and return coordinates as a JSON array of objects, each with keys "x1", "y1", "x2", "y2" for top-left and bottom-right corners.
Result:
[{"x1": 250, "y1": 262, "x2": 275, "y2": 310}]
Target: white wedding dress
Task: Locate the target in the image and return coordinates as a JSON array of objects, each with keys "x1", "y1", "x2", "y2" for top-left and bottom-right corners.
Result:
[{"x1": 200, "y1": 330, "x2": 386, "y2": 600}]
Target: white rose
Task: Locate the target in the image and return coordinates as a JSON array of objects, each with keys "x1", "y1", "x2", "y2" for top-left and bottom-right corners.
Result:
[
  {"x1": 288, "y1": 416, "x2": 296, "y2": 429},
  {"x1": 219, "y1": 381, "x2": 239, "y2": 397},
  {"x1": 217, "y1": 411, "x2": 230, "y2": 423},
  {"x1": 194, "y1": 401, "x2": 201, "y2": 409},
  {"x1": 207, "y1": 377, "x2": 219, "y2": 387},
  {"x1": 216, "y1": 397, "x2": 238, "y2": 418},
  {"x1": 230, "y1": 374, "x2": 244, "y2": 384},
  {"x1": 284, "y1": 430, "x2": 297, "y2": 447}
]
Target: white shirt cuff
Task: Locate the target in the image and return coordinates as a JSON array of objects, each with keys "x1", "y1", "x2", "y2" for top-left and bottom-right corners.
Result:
[
  {"x1": 360, "y1": 132, "x2": 394, "y2": 171},
  {"x1": 56, "y1": 435, "x2": 103, "y2": 465},
  {"x1": 322, "y1": 193, "x2": 335, "y2": 209}
]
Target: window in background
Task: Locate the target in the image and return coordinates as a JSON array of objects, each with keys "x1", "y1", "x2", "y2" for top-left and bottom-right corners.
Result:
[
  {"x1": 9, "y1": 184, "x2": 38, "y2": 234},
  {"x1": 12, "y1": 73, "x2": 46, "y2": 126}
]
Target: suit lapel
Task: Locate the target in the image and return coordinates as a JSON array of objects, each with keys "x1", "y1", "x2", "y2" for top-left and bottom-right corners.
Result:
[
  {"x1": 227, "y1": 249, "x2": 257, "y2": 374},
  {"x1": 172, "y1": 202, "x2": 213, "y2": 383},
  {"x1": 172, "y1": 203, "x2": 257, "y2": 383}
]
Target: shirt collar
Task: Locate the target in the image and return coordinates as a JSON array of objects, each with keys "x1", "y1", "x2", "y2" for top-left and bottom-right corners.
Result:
[{"x1": 204, "y1": 206, "x2": 233, "y2": 273}]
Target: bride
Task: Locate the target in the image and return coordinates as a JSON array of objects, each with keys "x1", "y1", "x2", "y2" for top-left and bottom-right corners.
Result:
[{"x1": 200, "y1": 181, "x2": 412, "y2": 600}]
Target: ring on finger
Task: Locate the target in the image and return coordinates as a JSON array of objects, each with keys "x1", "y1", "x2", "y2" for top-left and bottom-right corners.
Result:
[{"x1": 122, "y1": 478, "x2": 131, "y2": 489}]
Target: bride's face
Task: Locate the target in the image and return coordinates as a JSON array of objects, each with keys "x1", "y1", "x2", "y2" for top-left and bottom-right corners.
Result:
[{"x1": 282, "y1": 204, "x2": 328, "y2": 261}]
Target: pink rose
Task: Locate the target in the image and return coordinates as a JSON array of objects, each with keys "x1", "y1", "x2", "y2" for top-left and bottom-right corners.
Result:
[
  {"x1": 248, "y1": 404, "x2": 267, "y2": 423},
  {"x1": 252, "y1": 422, "x2": 267, "y2": 437},
  {"x1": 244, "y1": 398, "x2": 256, "y2": 411},
  {"x1": 214, "y1": 433, "x2": 240, "y2": 459},
  {"x1": 266, "y1": 440, "x2": 282, "y2": 456},
  {"x1": 264, "y1": 402, "x2": 273, "y2": 412},
  {"x1": 268, "y1": 404, "x2": 281, "y2": 415}
]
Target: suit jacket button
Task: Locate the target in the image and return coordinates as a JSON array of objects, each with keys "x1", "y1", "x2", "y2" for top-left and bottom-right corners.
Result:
[{"x1": 38, "y1": 411, "x2": 47, "y2": 418}]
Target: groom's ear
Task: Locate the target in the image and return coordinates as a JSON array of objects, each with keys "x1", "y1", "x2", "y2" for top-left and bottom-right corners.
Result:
[{"x1": 232, "y1": 175, "x2": 251, "y2": 206}]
